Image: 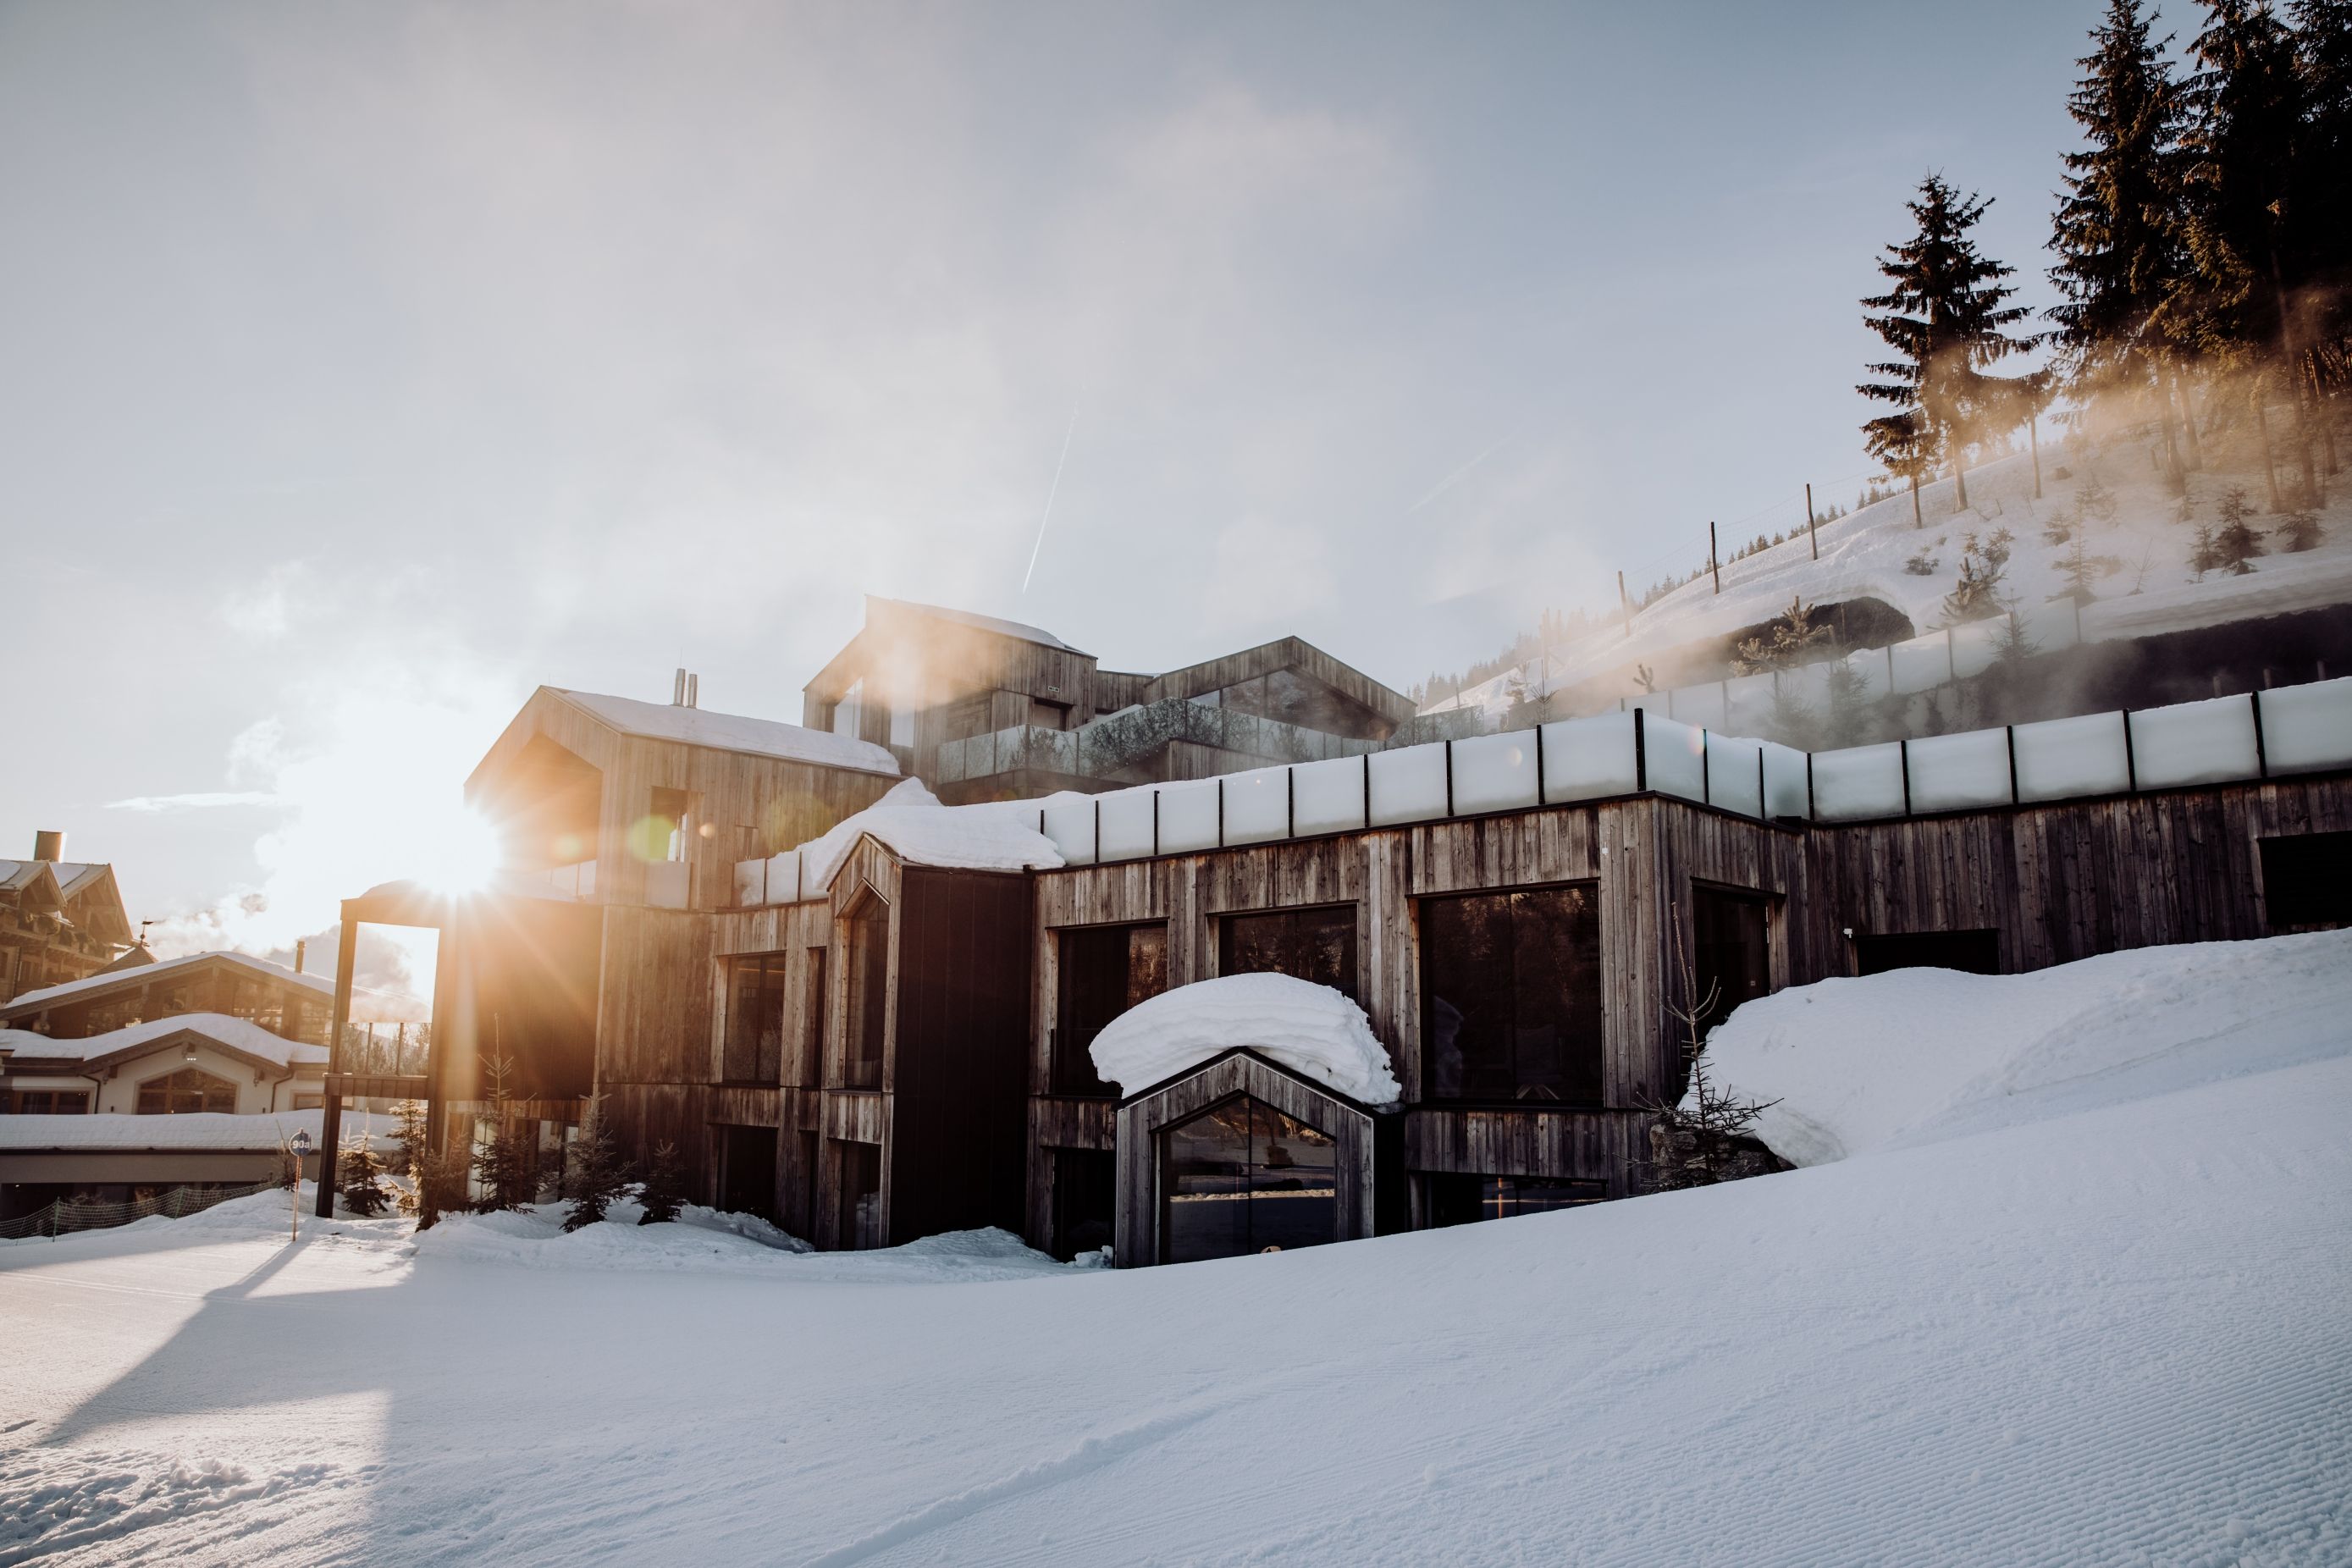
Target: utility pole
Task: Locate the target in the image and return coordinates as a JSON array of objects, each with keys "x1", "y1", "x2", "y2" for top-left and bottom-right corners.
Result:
[
  {"x1": 1806, "y1": 483, "x2": 1818, "y2": 560},
  {"x1": 1709, "y1": 521, "x2": 1721, "y2": 595},
  {"x1": 1617, "y1": 571, "x2": 1631, "y2": 637}
]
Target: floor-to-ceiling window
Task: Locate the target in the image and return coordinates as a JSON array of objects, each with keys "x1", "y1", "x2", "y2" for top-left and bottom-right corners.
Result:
[
  {"x1": 721, "y1": 954, "x2": 787, "y2": 1085},
  {"x1": 1160, "y1": 1096, "x2": 1336, "y2": 1263},
  {"x1": 1219, "y1": 905, "x2": 1358, "y2": 1001},
  {"x1": 1420, "y1": 885, "x2": 1602, "y2": 1104},
  {"x1": 1054, "y1": 922, "x2": 1168, "y2": 1095},
  {"x1": 1691, "y1": 888, "x2": 1771, "y2": 1038},
  {"x1": 837, "y1": 897, "x2": 888, "y2": 1090}
]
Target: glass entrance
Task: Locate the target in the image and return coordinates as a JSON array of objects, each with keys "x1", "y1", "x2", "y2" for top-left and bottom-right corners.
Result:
[{"x1": 1160, "y1": 1096, "x2": 1336, "y2": 1263}]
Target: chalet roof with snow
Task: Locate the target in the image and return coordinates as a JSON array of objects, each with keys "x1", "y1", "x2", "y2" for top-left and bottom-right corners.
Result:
[
  {"x1": 543, "y1": 687, "x2": 901, "y2": 775},
  {"x1": 0, "y1": 1012, "x2": 330, "y2": 1074},
  {"x1": 3, "y1": 948, "x2": 330, "y2": 1023}
]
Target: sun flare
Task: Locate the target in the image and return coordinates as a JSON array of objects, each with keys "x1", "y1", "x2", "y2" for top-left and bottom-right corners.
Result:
[{"x1": 414, "y1": 806, "x2": 505, "y2": 897}]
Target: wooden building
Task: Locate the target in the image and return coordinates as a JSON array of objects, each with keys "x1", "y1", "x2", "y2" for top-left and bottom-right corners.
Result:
[
  {"x1": 2, "y1": 832, "x2": 134, "y2": 1002},
  {"x1": 1, "y1": 950, "x2": 333, "y2": 1046}
]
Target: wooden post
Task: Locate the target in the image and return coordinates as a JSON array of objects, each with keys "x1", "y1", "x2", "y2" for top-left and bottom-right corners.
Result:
[
  {"x1": 313, "y1": 907, "x2": 360, "y2": 1217},
  {"x1": 1617, "y1": 570, "x2": 1631, "y2": 638},
  {"x1": 2029, "y1": 417, "x2": 2043, "y2": 499},
  {"x1": 1709, "y1": 522, "x2": 1720, "y2": 594},
  {"x1": 1805, "y1": 483, "x2": 1817, "y2": 560}
]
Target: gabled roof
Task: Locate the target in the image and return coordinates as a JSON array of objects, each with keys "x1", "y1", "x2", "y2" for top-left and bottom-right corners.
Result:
[
  {"x1": 0, "y1": 859, "x2": 133, "y2": 946},
  {"x1": 544, "y1": 687, "x2": 901, "y2": 776},
  {"x1": 4, "y1": 949, "x2": 331, "y2": 1017},
  {"x1": 0, "y1": 1013, "x2": 329, "y2": 1073},
  {"x1": 870, "y1": 597, "x2": 1088, "y2": 655}
]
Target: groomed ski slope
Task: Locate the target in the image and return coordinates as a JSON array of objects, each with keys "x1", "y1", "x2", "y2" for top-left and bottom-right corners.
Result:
[{"x1": 3, "y1": 935, "x2": 2349, "y2": 1566}]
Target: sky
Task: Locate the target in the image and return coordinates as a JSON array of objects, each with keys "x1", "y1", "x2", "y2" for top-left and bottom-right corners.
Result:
[{"x1": 1, "y1": 0, "x2": 2107, "y2": 991}]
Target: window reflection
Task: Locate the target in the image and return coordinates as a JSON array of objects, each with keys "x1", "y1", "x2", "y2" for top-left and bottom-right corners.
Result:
[
  {"x1": 1161, "y1": 1096, "x2": 1337, "y2": 1262},
  {"x1": 1421, "y1": 885, "x2": 1602, "y2": 1104}
]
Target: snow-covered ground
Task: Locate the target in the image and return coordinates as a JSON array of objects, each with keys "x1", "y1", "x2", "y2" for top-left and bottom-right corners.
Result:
[
  {"x1": 1433, "y1": 434, "x2": 2352, "y2": 717},
  {"x1": 3, "y1": 936, "x2": 2348, "y2": 1565}
]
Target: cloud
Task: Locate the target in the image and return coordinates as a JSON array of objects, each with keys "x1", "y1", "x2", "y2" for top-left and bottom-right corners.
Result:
[{"x1": 106, "y1": 791, "x2": 280, "y2": 813}]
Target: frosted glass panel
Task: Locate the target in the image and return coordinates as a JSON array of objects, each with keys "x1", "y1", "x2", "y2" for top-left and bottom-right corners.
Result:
[
  {"x1": 1290, "y1": 754, "x2": 1368, "y2": 835},
  {"x1": 1670, "y1": 682, "x2": 1726, "y2": 730},
  {"x1": 1705, "y1": 732, "x2": 1764, "y2": 818},
  {"x1": 1542, "y1": 712, "x2": 1639, "y2": 803},
  {"x1": 1221, "y1": 765, "x2": 1291, "y2": 846},
  {"x1": 1889, "y1": 633, "x2": 1952, "y2": 694},
  {"x1": 1368, "y1": 742, "x2": 1451, "y2": 827},
  {"x1": 2018, "y1": 598, "x2": 2080, "y2": 654},
  {"x1": 1906, "y1": 729, "x2": 2012, "y2": 811},
  {"x1": 1948, "y1": 620, "x2": 2001, "y2": 680},
  {"x1": 802, "y1": 850, "x2": 836, "y2": 898},
  {"x1": 1041, "y1": 796, "x2": 1097, "y2": 866},
  {"x1": 2013, "y1": 711, "x2": 2131, "y2": 803},
  {"x1": 1723, "y1": 673, "x2": 1776, "y2": 731},
  {"x1": 1643, "y1": 715, "x2": 1708, "y2": 803},
  {"x1": 2130, "y1": 695, "x2": 2261, "y2": 789},
  {"x1": 1811, "y1": 743, "x2": 1905, "y2": 820},
  {"x1": 1777, "y1": 661, "x2": 1834, "y2": 713},
  {"x1": 1156, "y1": 779, "x2": 1220, "y2": 854},
  {"x1": 1841, "y1": 648, "x2": 1888, "y2": 702},
  {"x1": 645, "y1": 860, "x2": 689, "y2": 909},
  {"x1": 1450, "y1": 730, "x2": 1541, "y2": 814},
  {"x1": 1761, "y1": 741, "x2": 1810, "y2": 820},
  {"x1": 1096, "y1": 786, "x2": 1158, "y2": 861},
  {"x1": 767, "y1": 850, "x2": 802, "y2": 903},
  {"x1": 733, "y1": 858, "x2": 767, "y2": 908},
  {"x1": 2259, "y1": 677, "x2": 2352, "y2": 776}
]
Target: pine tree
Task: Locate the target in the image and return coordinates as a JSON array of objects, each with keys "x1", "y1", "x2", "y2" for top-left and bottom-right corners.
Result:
[
  {"x1": 1860, "y1": 174, "x2": 2039, "y2": 517},
  {"x1": 339, "y1": 1133, "x2": 391, "y2": 1217},
  {"x1": 2050, "y1": 0, "x2": 2193, "y2": 465},
  {"x1": 563, "y1": 1099, "x2": 629, "y2": 1232},
  {"x1": 638, "y1": 1140, "x2": 687, "y2": 1225},
  {"x1": 472, "y1": 1055, "x2": 538, "y2": 1212},
  {"x1": 2206, "y1": 484, "x2": 2268, "y2": 571},
  {"x1": 2292, "y1": 0, "x2": 2352, "y2": 444},
  {"x1": 2273, "y1": 505, "x2": 2322, "y2": 548},
  {"x1": 1731, "y1": 595, "x2": 1837, "y2": 676},
  {"x1": 390, "y1": 1098, "x2": 429, "y2": 1216},
  {"x1": 1941, "y1": 529, "x2": 2014, "y2": 624},
  {"x1": 2059, "y1": 534, "x2": 2103, "y2": 604},
  {"x1": 1824, "y1": 659, "x2": 1875, "y2": 748}
]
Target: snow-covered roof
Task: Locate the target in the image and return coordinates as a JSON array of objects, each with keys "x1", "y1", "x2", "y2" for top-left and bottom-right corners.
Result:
[
  {"x1": 798, "y1": 779, "x2": 1066, "y2": 889},
  {"x1": 0, "y1": 859, "x2": 108, "y2": 897},
  {"x1": 0, "y1": 1107, "x2": 327, "y2": 1152},
  {"x1": 549, "y1": 688, "x2": 900, "y2": 776},
  {"x1": 1, "y1": 1012, "x2": 329, "y2": 1070},
  {"x1": 874, "y1": 597, "x2": 1088, "y2": 656},
  {"x1": 1090, "y1": 973, "x2": 1402, "y2": 1105},
  {"x1": 5, "y1": 949, "x2": 333, "y2": 1013}
]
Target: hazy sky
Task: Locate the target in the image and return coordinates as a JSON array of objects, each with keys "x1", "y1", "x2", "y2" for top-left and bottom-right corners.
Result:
[{"x1": 3, "y1": 0, "x2": 2103, "y2": 965}]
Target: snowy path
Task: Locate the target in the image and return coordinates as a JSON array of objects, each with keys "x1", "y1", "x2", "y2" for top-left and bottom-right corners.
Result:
[{"x1": 5, "y1": 1023, "x2": 2349, "y2": 1562}]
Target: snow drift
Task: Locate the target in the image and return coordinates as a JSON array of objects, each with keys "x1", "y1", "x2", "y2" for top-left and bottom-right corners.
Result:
[
  {"x1": 1699, "y1": 928, "x2": 2352, "y2": 1166},
  {"x1": 1088, "y1": 973, "x2": 1402, "y2": 1104}
]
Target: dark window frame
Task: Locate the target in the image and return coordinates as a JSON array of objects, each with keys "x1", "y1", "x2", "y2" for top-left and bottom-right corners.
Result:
[
  {"x1": 1852, "y1": 929, "x2": 2001, "y2": 976},
  {"x1": 1690, "y1": 883, "x2": 1775, "y2": 1040},
  {"x1": 1217, "y1": 902, "x2": 1361, "y2": 1002},
  {"x1": 135, "y1": 1066, "x2": 238, "y2": 1115},
  {"x1": 721, "y1": 952, "x2": 789, "y2": 1086},
  {"x1": 1417, "y1": 880, "x2": 1605, "y2": 1107},
  {"x1": 1157, "y1": 1092, "x2": 1339, "y2": 1264},
  {"x1": 835, "y1": 891, "x2": 889, "y2": 1090},
  {"x1": 1424, "y1": 1171, "x2": 1606, "y2": 1228},
  {"x1": 1052, "y1": 920, "x2": 1169, "y2": 1097},
  {"x1": 2260, "y1": 831, "x2": 2352, "y2": 930}
]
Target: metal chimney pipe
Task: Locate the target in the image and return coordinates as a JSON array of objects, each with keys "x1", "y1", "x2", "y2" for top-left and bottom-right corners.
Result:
[
  {"x1": 32, "y1": 831, "x2": 63, "y2": 863},
  {"x1": 294, "y1": 938, "x2": 306, "y2": 974},
  {"x1": 686, "y1": 672, "x2": 698, "y2": 709},
  {"x1": 671, "y1": 667, "x2": 687, "y2": 705}
]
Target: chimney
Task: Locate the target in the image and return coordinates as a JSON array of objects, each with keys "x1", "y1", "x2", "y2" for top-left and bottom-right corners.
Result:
[
  {"x1": 671, "y1": 667, "x2": 687, "y2": 705},
  {"x1": 294, "y1": 938, "x2": 306, "y2": 975},
  {"x1": 685, "y1": 672, "x2": 698, "y2": 709},
  {"x1": 32, "y1": 831, "x2": 63, "y2": 863}
]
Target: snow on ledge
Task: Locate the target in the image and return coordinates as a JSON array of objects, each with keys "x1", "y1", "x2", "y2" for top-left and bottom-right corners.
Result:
[
  {"x1": 1090, "y1": 973, "x2": 1402, "y2": 1106},
  {"x1": 1698, "y1": 929, "x2": 2352, "y2": 1166},
  {"x1": 797, "y1": 778, "x2": 1068, "y2": 889}
]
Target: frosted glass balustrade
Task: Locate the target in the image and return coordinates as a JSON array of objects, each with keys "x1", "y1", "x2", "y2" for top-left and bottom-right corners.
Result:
[
  {"x1": 1811, "y1": 743, "x2": 1906, "y2": 820},
  {"x1": 2258, "y1": 677, "x2": 2352, "y2": 776},
  {"x1": 1642, "y1": 715, "x2": 1708, "y2": 804},
  {"x1": 1704, "y1": 732, "x2": 1764, "y2": 818},
  {"x1": 1948, "y1": 621, "x2": 2001, "y2": 680},
  {"x1": 1541, "y1": 712, "x2": 1640, "y2": 803},
  {"x1": 1220, "y1": 766, "x2": 1292, "y2": 846},
  {"x1": 1889, "y1": 634, "x2": 1951, "y2": 694},
  {"x1": 1155, "y1": 779, "x2": 1221, "y2": 854},
  {"x1": 733, "y1": 859, "x2": 766, "y2": 908},
  {"x1": 1449, "y1": 730, "x2": 1541, "y2": 815},
  {"x1": 1041, "y1": 797, "x2": 1097, "y2": 865},
  {"x1": 1671, "y1": 683, "x2": 1727, "y2": 730},
  {"x1": 1904, "y1": 728, "x2": 2012, "y2": 812},
  {"x1": 1290, "y1": 755, "x2": 1369, "y2": 835},
  {"x1": 1367, "y1": 742, "x2": 1451, "y2": 827},
  {"x1": 1096, "y1": 786, "x2": 1158, "y2": 861},
  {"x1": 2129, "y1": 695, "x2": 2261, "y2": 789},
  {"x1": 1761, "y1": 742, "x2": 1810, "y2": 820},
  {"x1": 2012, "y1": 711, "x2": 2132, "y2": 803}
]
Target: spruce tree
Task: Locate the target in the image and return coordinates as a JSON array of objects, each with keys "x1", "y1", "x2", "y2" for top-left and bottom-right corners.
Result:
[
  {"x1": 1860, "y1": 174, "x2": 2038, "y2": 516},
  {"x1": 2049, "y1": 0, "x2": 2192, "y2": 466},
  {"x1": 2291, "y1": 0, "x2": 2352, "y2": 470},
  {"x1": 339, "y1": 1133, "x2": 391, "y2": 1217},
  {"x1": 472, "y1": 1056, "x2": 538, "y2": 1212},
  {"x1": 638, "y1": 1140, "x2": 687, "y2": 1225},
  {"x1": 563, "y1": 1100, "x2": 629, "y2": 1232}
]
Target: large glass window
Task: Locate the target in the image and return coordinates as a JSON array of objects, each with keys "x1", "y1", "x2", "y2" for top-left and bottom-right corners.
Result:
[
  {"x1": 1160, "y1": 1096, "x2": 1336, "y2": 1263},
  {"x1": 1054, "y1": 923, "x2": 1168, "y2": 1095},
  {"x1": 1692, "y1": 888, "x2": 1771, "y2": 1037},
  {"x1": 1219, "y1": 905, "x2": 1358, "y2": 1001},
  {"x1": 1853, "y1": 930, "x2": 2000, "y2": 976},
  {"x1": 722, "y1": 954, "x2": 787, "y2": 1085},
  {"x1": 135, "y1": 1068, "x2": 238, "y2": 1115},
  {"x1": 11, "y1": 1090, "x2": 89, "y2": 1114},
  {"x1": 838, "y1": 898, "x2": 888, "y2": 1089},
  {"x1": 718, "y1": 1125, "x2": 776, "y2": 1221},
  {"x1": 2261, "y1": 831, "x2": 2352, "y2": 930},
  {"x1": 1052, "y1": 1148, "x2": 1117, "y2": 1260},
  {"x1": 1425, "y1": 1173, "x2": 1605, "y2": 1228},
  {"x1": 1421, "y1": 885, "x2": 1603, "y2": 1104}
]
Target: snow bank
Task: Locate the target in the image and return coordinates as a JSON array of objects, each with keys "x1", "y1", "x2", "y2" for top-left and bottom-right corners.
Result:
[
  {"x1": 1701, "y1": 929, "x2": 2352, "y2": 1166},
  {"x1": 0, "y1": 1011, "x2": 329, "y2": 1068},
  {"x1": 551, "y1": 687, "x2": 899, "y2": 775},
  {"x1": 796, "y1": 777, "x2": 1067, "y2": 889},
  {"x1": 0, "y1": 1108, "x2": 329, "y2": 1151},
  {"x1": 1089, "y1": 973, "x2": 1402, "y2": 1104}
]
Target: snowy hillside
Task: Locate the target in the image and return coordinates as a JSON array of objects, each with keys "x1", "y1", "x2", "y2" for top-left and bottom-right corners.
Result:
[
  {"x1": 1434, "y1": 435, "x2": 2352, "y2": 718},
  {"x1": 3, "y1": 935, "x2": 2348, "y2": 1565}
]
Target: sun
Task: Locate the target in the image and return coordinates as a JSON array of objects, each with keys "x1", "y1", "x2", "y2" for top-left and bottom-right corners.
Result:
[{"x1": 415, "y1": 807, "x2": 505, "y2": 897}]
